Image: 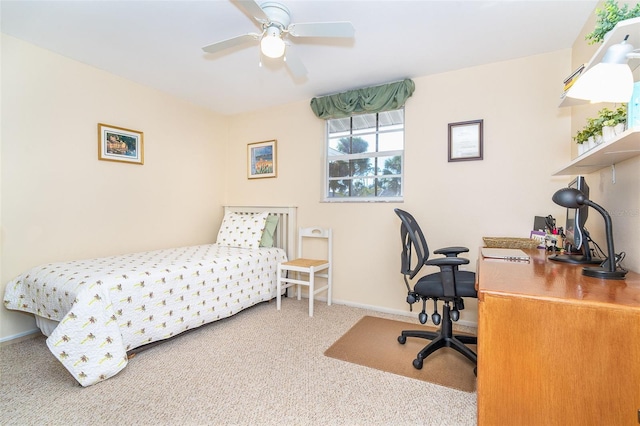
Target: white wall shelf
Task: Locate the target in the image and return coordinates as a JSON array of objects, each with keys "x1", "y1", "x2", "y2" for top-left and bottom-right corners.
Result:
[
  {"x1": 559, "y1": 16, "x2": 640, "y2": 107},
  {"x1": 553, "y1": 127, "x2": 640, "y2": 175}
]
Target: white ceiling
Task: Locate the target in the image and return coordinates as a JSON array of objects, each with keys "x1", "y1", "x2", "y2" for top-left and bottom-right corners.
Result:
[{"x1": 1, "y1": 0, "x2": 598, "y2": 116}]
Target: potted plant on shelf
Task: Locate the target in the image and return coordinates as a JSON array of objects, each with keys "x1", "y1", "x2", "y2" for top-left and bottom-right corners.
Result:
[
  {"x1": 574, "y1": 121, "x2": 597, "y2": 155},
  {"x1": 590, "y1": 115, "x2": 605, "y2": 145},
  {"x1": 600, "y1": 105, "x2": 628, "y2": 141},
  {"x1": 574, "y1": 128, "x2": 589, "y2": 156},
  {"x1": 585, "y1": 0, "x2": 640, "y2": 44}
]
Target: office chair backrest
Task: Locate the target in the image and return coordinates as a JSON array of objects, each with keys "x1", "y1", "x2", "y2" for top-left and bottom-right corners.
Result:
[{"x1": 394, "y1": 208, "x2": 429, "y2": 280}]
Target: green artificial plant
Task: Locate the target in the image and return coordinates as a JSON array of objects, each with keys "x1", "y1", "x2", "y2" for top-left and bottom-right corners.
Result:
[
  {"x1": 574, "y1": 119, "x2": 598, "y2": 144},
  {"x1": 574, "y1": 105, "x2": 628, "y2": 144},
  {"x1": 599, "y1": 105, "x2": 628, "y2": 127},
  {"x1": 585, "y1": 0, "x2": 640, "y2": 44}
]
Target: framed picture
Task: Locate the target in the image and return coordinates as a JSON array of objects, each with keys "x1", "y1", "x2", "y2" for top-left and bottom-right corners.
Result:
[
  {"x1": 448, "y1": 119, "x2": 483, "y2": 162},
  {"x1": 248, "y1": 140, "x2": 277, "y2": 179},
  {"x1": 98, "y1": 123, "x2": 144, "y2": 165}
]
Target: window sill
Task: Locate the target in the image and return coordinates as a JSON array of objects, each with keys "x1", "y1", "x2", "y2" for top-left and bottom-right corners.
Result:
[{"x1": 322, "y1": 197, "x2": 404, "y2": 203}]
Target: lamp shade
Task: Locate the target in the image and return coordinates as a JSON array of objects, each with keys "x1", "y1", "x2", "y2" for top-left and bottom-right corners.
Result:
[
  {"x1": 260, "y1": 26, "x2": 285, "y2": 58},
  {"x1": 566, "y1": 40, "x2": 635, "y2": 103},
  {"x1": 566, "y1": 63, "x2": 634, "y2": 102},
  {"x1": 552, "y1": 187, "x2": 586, "y2": 208}
]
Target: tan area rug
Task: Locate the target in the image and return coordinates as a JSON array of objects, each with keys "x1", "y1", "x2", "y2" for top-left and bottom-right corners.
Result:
[{"x1": 324, "y1": 316, "x2": 477, "y2": 392}]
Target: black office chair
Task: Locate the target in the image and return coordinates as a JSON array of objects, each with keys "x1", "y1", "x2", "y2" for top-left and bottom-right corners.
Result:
[{"x1": 394, "y1": 208, "x2": 477, "y2": 370}]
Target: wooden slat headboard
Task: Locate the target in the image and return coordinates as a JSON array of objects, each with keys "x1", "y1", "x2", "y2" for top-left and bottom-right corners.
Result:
[{"x1": 223, "y1": 206, "x2": 297, "y2": 260}]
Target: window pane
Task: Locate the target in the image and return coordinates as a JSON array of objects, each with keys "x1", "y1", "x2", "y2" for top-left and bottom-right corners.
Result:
[
  {"x1": 328, "y1": 117, "x2": 351, "y2": 135},
  {"x1": 352, "y1": 113, "x2": 377, "y2": 133},
  {"x1": 377, "y1": 177, "x2": 402, "y2": 197},
  {"x1": 357, "y1": 134, "x2": 376, "y2": 153},
  {"x1": 375, "y1": 155, "x2": 402, "y2": 175},
  {"x1": 347, "y1": 178, "x2": 376, "y2": 197},
  {"x1": 328, "y1": 160, "x2": 349, "y2": 178},
  {"x1": 328, "y1": 139, "x2": 346, "y2": 156},
  {"x1": 326, "y1": 178, "x2": 371, "y2": 197},
  {"x1": 377, "y1": 131, "x2": 404, "y2": 152},
  {"x1": 327, "y1": 179, "x2": 350, "y2": 197},
  {"x1": 378, "y1": 110, "x2": 404, "y2": 128}
]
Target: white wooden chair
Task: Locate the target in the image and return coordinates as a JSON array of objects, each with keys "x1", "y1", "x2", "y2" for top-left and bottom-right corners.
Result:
[{"x1": 276, "y1": 227, "x2": 332, "y2": 317}]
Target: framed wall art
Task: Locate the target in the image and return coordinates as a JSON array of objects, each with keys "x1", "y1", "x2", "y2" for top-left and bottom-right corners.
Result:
[
  {"x1": 247, "y1": 140, "x2": 277, "y2": 179},
  {"x1": 448, "y1": 119, "x2": 483, "y2": 162},
  {"x1": 98, "y1": 123, "x2": 144, "y2": 165}
]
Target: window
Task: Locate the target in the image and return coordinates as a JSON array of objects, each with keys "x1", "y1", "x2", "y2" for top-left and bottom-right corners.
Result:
[{"x1": 324, "y1": 109, "x2": 404, "y2": 201}]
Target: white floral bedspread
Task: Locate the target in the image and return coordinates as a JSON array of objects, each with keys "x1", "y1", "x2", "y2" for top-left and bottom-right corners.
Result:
[{"x1": 3, "y1": 244, "x2": 286, "y2": 386}]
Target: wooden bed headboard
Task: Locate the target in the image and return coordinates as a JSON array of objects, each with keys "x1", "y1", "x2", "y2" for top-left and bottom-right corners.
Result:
[{"x1": 223, "y1": 206, "x2": 297, "y2": 260}]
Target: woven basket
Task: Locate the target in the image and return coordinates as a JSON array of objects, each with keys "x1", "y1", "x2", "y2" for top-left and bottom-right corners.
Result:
[{"x1": 483, "y1": 237, "x2": 539, "y2": 249}]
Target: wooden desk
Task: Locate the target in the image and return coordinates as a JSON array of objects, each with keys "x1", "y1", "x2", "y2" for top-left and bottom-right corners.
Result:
[{"x1": 476, "y1": 249, "x2": 640, "y2": 425}]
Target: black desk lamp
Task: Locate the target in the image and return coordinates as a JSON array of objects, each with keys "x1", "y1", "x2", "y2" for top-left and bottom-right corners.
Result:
[{"x1": 552, "y1": 187, "x2": 627, "y2": 280}]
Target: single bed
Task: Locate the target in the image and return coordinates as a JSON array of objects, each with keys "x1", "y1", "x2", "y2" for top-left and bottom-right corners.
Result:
[{"x1": 3, "y1": 206, "x2": 296, "y2": 386}]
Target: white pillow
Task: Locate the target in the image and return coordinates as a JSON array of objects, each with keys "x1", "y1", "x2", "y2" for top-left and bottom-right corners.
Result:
[{"x1": 216, "y1": 211, "x2": 269, "y2": 249}]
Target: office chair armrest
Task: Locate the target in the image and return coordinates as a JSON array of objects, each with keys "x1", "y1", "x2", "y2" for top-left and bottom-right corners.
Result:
[
  {"x1": 425, "y1": 257, "x2": 469, "y2": 298},
  {"x1": 434, "y1": 246, "x2": 469, "y2": 257},
  {"x1": 425, "y1": 257, "x2": 469, "y2": 267}
]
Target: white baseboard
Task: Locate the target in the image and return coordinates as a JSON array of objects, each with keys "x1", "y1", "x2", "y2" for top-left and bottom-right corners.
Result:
[
  {"x1": 0, "y1": 328, "x2": 40, "y2": 345},
  {"x1": 309, "y1": 295, "x2": 478, "y2": 329}
]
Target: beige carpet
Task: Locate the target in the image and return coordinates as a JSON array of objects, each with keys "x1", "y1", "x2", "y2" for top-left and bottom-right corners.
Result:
[
  {"x1": 0, "y1": 300, "x2": 477, "y2": 425},
  {"x1": 324, "y1": 316, "x2": 477, "y2": 392}
]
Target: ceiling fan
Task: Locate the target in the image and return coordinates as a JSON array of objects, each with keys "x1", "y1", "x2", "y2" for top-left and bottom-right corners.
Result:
[{"x1": 202, "y1": 0, "x2": 355, "y2": 78}]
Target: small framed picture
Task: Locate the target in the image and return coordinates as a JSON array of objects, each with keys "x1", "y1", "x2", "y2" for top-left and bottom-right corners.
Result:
[
  {"x1": 98, "y1": 123, "x2": 144, "y2": 165},
  {"x1": 448, "y1": 119, "x2": 483, "y2": 162},
  {"x1": 248, "y1": 140, "x2": 277, "y2": 179}
]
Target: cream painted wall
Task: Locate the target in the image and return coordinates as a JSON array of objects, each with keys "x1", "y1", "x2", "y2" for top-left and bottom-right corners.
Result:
[
  {"x1": 4, "y1": 4, "x2": 638, "y2": 341},
  {"x1": 226, "y1": 50, "x2": 573, "y2": 324},
  {"x1": 1, "y1": 35, "x2": 228, "y2": 339}
]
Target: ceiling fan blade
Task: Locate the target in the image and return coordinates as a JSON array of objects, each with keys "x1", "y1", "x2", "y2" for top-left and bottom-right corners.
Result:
[
  {"x1": 232, "y1": 0, "x2": 270, "y2": 23},
  {"x1": 202, "y1": 33, "x2": 259, "y2": 54},
  {"x1": 288, "y1": 22, "x2": 355, "y2": 38},
  {"x1": 284, "y1": 48, "x2": 307, "y2": 79}
]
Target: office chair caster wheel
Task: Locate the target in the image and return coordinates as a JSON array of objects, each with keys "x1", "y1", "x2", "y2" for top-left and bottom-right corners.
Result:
[
  {"x1": 418, "y1": 312, "x2": 428, "y2": 324},
  {"x1": 431, "y1": 299, "x2": 441, "y2": 325},
  {"x1": 451, "y1": 309, "x2": 460, "y2": 322},
  {"x1": 413, "y1": 358, "x2": 423, "y2": 370},
  {"x1": 398, "y1": 335, "x2": 406, "y2": 344}
]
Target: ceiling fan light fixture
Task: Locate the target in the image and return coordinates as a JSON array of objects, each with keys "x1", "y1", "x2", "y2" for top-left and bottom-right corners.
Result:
[
  {"x1": 260, "y1": 26, "x2": 286, "y2": 58},
  {"x1": 202, "y1": 0, "x2": 355, "y2": 79}
]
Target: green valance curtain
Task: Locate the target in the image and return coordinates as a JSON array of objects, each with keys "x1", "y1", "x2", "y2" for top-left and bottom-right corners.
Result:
[{"x1": 309, "y1": 78, "x2": 415, "y2": 119}]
